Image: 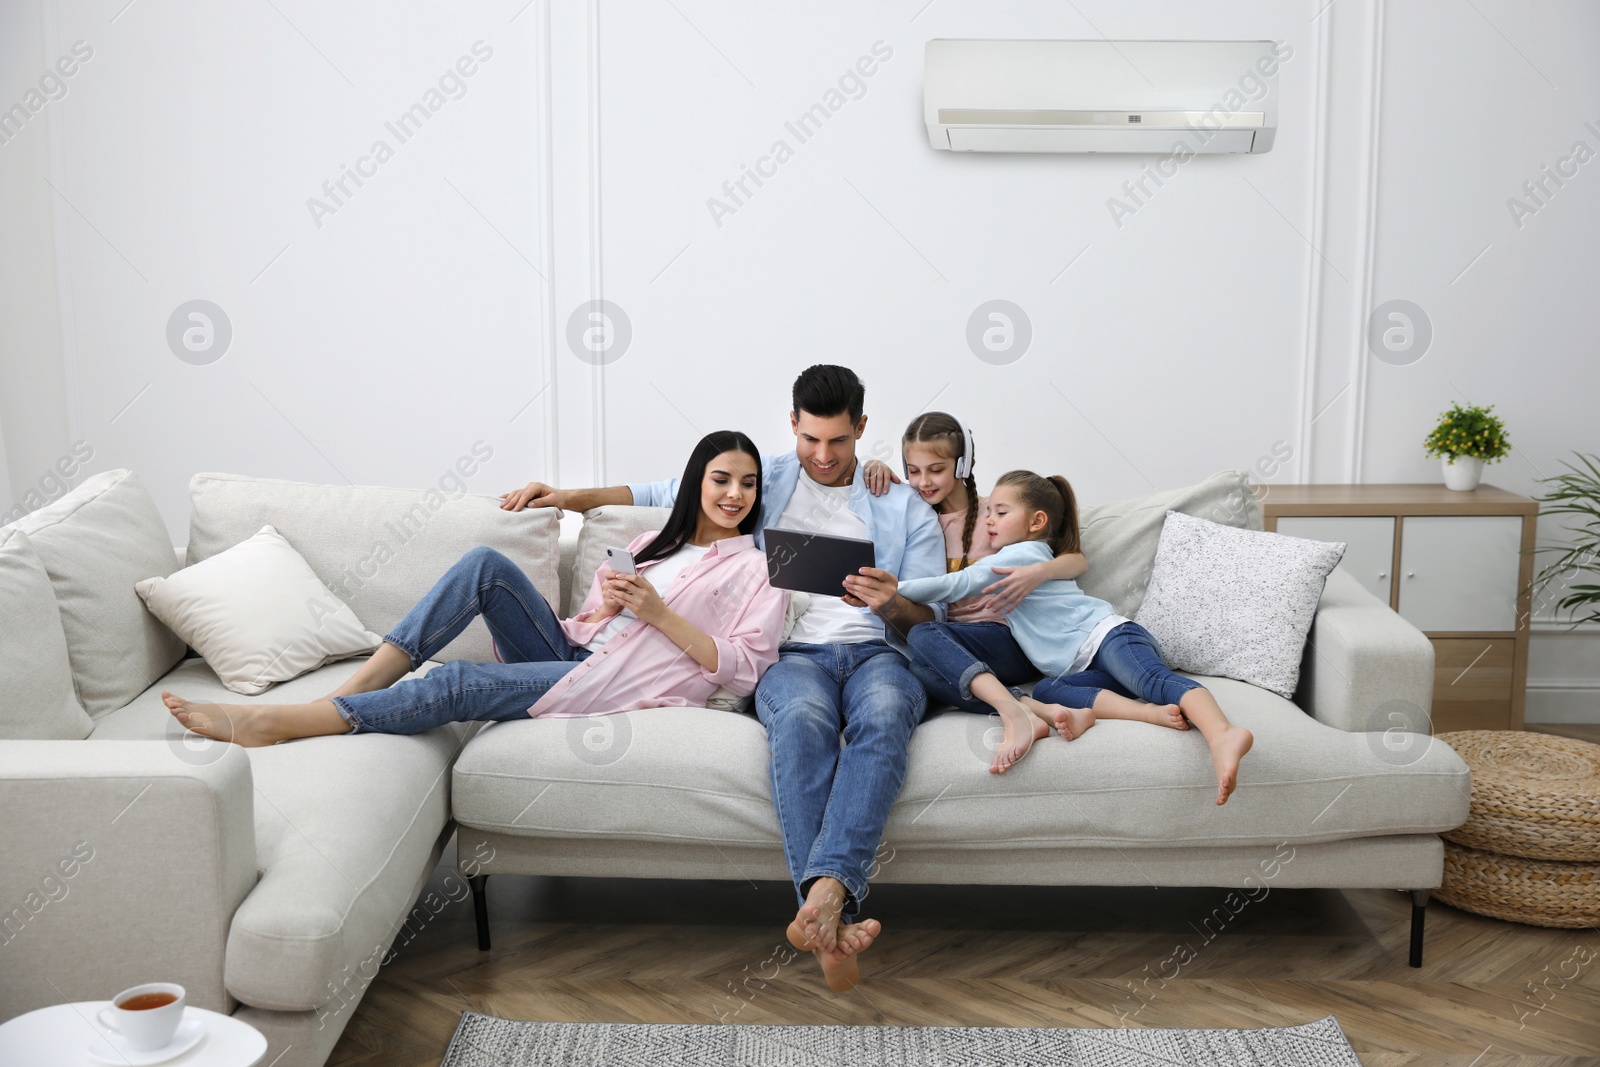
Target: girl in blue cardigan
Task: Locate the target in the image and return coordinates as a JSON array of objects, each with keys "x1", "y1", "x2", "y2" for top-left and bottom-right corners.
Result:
[{"x1": 899, "y1": 470, "x2": 1253, "y2": 804}]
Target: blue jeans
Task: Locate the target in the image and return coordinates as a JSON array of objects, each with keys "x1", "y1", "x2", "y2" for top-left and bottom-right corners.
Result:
[
  {"x1": 1032, "y1": 621, "x2": 1201, "y2": 709},
  {"x1": 754, "y1": 641, "x2": 927, "y2": 922},
  {"x1": 331, "y1": 546, "x2": 589, "y2": 734},
  {"x1": 904, "y1": 621, "x2": 1040, "y2": 714}
]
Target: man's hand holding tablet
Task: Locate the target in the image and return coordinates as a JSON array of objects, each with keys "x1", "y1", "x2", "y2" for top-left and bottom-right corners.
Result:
[{"x1": 764, "y1": 528, "x2": 888, "y2": 604}]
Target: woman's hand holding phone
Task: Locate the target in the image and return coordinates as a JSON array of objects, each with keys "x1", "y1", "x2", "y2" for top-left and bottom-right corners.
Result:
[{"x1": 605, "y1": 573, "x2": 667, "y2": 626}]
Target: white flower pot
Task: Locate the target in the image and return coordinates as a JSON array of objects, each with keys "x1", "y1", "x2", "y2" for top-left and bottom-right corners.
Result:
[{"x1": 1442, "y1": 455, "x2": 1483, "y2": 491}]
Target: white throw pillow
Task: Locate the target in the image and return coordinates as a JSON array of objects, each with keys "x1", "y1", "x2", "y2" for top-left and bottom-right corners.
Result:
[
  {"x1": 1133, "y1": 510, "x2": 1345, "y2": 699},
  {"x1": 135, "y1": 524, "x2": 383, "y2": 695},
  {"x1": 705, "y1": 591, "x2": 810, "y2": 713}
]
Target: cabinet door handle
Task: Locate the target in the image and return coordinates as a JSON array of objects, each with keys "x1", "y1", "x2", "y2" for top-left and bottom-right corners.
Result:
[
  {"x1": 1406, "y1": 571, "x2": 1415, "y2": 578},
  {"x1": 1377, "y1": 572, "x2": 1387, "y2": 579}
]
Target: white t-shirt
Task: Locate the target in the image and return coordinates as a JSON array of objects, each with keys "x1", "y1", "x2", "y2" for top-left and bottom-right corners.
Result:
[
  {"x1": 583, "y1": 542, "x2": 710, "y2": 652},
  {"x1": 774, "y1": 473, "x2": 882, "y2": 646}
]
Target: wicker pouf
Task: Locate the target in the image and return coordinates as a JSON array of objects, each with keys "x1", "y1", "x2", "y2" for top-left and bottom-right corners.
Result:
[{"x1": 1434, "y1": 730, "x2": 1600, "y2": 928}]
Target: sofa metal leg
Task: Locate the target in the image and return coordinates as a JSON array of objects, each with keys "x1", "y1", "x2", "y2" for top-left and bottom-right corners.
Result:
[
  {"x1": 470, "y1": 874, "x2": 491, "y2": 951},
  {"x1": 1408, "y1": 889, "x2": 1430, "y2": 968}
]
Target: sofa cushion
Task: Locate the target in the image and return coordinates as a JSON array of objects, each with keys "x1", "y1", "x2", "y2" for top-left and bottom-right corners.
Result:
[
  {"x1": 91, "y1": 656, "x2": 467, "y2": 1012},
  {"x1": 566, "y1": 504, "x2": 671, "y2": 616},
  {"x1": 0, "y1": 527, "x2": 94, "y2": 739},
  {"x1": 1135, "y1": 511, "x2": 1346, "y2": 698},
  {"x1": 1077, "y1": 469, "x2": 1260, "y2": 617},
  {"x1": 450, "y1": 676, "x2": 1470, "y2": 852},
  {"x1": 13, "y1": 469, "x2": 187, "y2": 716},
  {"x1": 187, "y1": 473, "x2": 561, "y2": 665},
  {"x1": 135, "y1": 525, "x2": 383, "y2": 695}
]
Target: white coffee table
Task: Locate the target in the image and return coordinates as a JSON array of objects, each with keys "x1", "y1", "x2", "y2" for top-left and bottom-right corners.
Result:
[{"x1": 0, "y1": 1001, "x2": 267, "y2": 1066}]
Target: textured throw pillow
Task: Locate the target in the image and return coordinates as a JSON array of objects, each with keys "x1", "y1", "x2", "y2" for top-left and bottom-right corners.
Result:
[
  {"x1": 0, "y1": 527, "x2": 94, "y2": 739},
  {"x1": 1133, "y1": 510, "x2": 1345, "y2": 699},
  {"x1": 705, "y1": 591, "x2": 810, "y2": 713},
  {"x1": 135, "y1": 525, "x2": 383, "y2": 695}
]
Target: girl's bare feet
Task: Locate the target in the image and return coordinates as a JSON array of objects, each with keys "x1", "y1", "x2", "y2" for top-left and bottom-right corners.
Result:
[
  {"x1": 1208, "y1": 725, "x2": 1254, "y2": 805},
  {"x1": 163, "y1": 692, "x2": 277, "y2": 746},
  {"x1": 1133, "y1": 703, "x2": 1189, "y2": 730},
  {"x1": 991, "y1": 700, "x2": 1049, "y2": 773},
  {"x1": 1019, "y1": 695, "x2": 1094, "y2": 741},
  {"x1": 816, "y1": 918, "x2": 881, "y2": 992}
]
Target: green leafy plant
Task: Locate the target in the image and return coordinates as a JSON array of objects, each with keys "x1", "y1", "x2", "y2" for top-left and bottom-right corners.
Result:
[
  {"x1": 1529, "y1": 453, "x2": 1600, "y2": 626},
  {"x1": 1423, "y1": 402, "x2": 1511, "y2": 463}
]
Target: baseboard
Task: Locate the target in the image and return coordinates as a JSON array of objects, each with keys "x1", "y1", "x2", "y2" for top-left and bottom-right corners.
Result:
[{"x1": 1524, "y1": 683, "x2": 1600, "y2": 724}]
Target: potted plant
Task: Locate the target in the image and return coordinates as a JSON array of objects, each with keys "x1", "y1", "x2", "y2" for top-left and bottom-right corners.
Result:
[
  {"x1": 1530, "y1": 453, "x2": 1600, "y2": 625},
  {"x1": 1423, "y1": 401, "x2": 1511, "y2": 491}
]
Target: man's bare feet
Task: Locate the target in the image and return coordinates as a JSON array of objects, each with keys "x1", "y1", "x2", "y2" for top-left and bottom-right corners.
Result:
[
  {"x1": 991, "y1": 700, "x2": 1049, "y2": 774},
  {"x1": 162, "y1": 691, "x2": 277, "y2": 747},
  {"x1": 1208, "y1": 725, "x2": 1254, "y2": 805},
  {"x1": 815, "y1": 918, "x2": 881, "y2": 992},
  {"x1": 787, "y1": 878, "x2": 847, "y2": 953}
]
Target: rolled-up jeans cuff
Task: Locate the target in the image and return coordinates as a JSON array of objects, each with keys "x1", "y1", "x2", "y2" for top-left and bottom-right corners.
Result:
[
  {"x1": 329, "y1": 695, "x2": 365, "y2": 734},
  {"x1": 802, "y1": 868, "x2": 868, "y2": 923},
  {"x1": 382, "y1": 634, "x2": 423, "y2": 670},
  {"x1": 957, "y1": 659, "x2": 994, "y2": 703}
]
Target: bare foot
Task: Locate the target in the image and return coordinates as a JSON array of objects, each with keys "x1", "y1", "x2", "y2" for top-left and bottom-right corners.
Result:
[
  {"x1": 162, "y1": 691, "x2": 275, "y2": 747},
  {"x1": 1130, "y1": 702, "x2": 1189, "y2": 730},
  {"x1": 787, "y1": 879, "x2": 846, "y2": 953},
  {"x1": 1209, "y1": 725, "x2": 1254, "y2": 805},
  {"x1": 992, "y1": 701, "x2": 1049, "y2": 774},
  {"x1": 1021, "y1": 695, "x2": 1095, "y2": 741},
  {"x1": 816, "y1": 918, "x2": 881, "y2": 992}
]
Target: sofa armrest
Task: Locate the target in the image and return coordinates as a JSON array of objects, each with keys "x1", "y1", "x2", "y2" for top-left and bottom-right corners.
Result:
[
  {"x1": 1296, "y1": 569, "x2": 1436, "y2": 733},
  {"x1": 0, "y1": 741, "x2": 257, "y2": 1020}
]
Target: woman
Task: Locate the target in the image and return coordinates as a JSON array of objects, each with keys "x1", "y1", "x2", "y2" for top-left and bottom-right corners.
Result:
[{"x1": 164, "y1": 430, "x2": 787, "y2": 745}]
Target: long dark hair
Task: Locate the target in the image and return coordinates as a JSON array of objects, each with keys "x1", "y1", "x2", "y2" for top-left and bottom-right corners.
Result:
[
  {"x1": 903, "y1": 411, "x2": 979, "y2": 570},
  {"x1": 634, "y1": 430, "x2": 764, "y2": 567},
  {"x1": 994, "y1": 470, "x2": 1081, "y2": 556}
]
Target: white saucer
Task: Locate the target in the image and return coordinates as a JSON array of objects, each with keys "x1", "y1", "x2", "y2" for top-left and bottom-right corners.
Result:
[{"x1": 89, "y1": 1014, "x2": 206, "y2": 1065}]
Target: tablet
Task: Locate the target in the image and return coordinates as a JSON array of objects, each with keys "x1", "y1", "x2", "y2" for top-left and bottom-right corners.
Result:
[{"x1": 764, "y1": 527, "x2": 877, "y2": 597}]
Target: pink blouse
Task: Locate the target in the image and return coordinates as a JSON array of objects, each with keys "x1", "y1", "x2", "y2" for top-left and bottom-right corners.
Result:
[{"x1": 491, "y1": 530, "x2": 788, "y2": 718}]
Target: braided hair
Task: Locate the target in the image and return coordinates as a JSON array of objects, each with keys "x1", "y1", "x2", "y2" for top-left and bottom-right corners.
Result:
[{"x1": 903, "y1": 412, "x2": 979, "y2": 569}]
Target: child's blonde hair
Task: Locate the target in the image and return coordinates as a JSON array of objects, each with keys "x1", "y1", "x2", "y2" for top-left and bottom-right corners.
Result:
[
  {"x1": 993, "y1": 470, "x2": 1080, "y2": 556},
  {"x1": 903, "y1": 411, "x2": 979, "y2": 569}
]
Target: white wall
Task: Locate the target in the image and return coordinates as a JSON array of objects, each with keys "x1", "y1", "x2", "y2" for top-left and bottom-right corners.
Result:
[{"x1": 1, "y1": 0, "x2": 1595, "y2": 718}]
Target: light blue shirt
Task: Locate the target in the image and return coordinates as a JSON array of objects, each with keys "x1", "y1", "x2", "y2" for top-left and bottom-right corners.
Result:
[
  {"x1": 898, "y1": 539, "x2": 1116, "y2": 676},
  {"x1": 628, "y1": 450, "x2": 948, "y2": 644}
]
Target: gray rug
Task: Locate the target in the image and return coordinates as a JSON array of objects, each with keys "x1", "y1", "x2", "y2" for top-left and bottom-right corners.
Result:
[{"x1": 439, "y1": 1011, "x2": 1364, "y2": 1066}]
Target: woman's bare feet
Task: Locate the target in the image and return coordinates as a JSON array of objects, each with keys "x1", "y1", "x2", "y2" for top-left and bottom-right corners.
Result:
[
  {"x1": 816, "y1": 918, "x2": 881, "y2": 992},
  {"x1": 162, "y1": 691, "x2": 351, "y2": 747},
  {"x1": 163, "y1": 692, "x2": 278, "y2": 746},
  {"x1": 991, "y1": 700, "x2": 1049, "y2": 773},
  {"x1": 1207, "y1": 725, "x2": 1254, "y2": 805}
]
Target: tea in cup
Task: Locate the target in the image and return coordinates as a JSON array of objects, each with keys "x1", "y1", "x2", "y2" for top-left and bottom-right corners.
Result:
[{"x1": 97, "y1": 982, "x2": 186, "y2": 1051}]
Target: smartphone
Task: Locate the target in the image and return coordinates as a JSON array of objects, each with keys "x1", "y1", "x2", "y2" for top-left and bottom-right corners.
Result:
[{"x1": 605, "y1": 547, "x2": 637, "y2": 576}]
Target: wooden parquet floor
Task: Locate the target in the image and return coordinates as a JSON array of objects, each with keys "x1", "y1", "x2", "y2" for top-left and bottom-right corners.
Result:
[
  {"x1": 326, "y1": 871, "x2": 1600, "y2": 1065},
  {"x1": 327, "y1": 725, "x2": 1600, "y2": 1067}
]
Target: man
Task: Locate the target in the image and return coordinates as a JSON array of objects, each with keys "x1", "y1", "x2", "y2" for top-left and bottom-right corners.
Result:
[{"x1": 502, "y1": 365, "x2": 1074, "y2": 991}]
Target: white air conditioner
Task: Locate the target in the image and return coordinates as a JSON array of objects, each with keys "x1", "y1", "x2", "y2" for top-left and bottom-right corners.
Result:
[{"x1": 924, "y1": 39, "x2": 1284, "y2": 154}]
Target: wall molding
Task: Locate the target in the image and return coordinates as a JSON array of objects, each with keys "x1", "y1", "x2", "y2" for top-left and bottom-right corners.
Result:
[
  {"x1": 42, "y1": 0, "x2": 82, "y2": 452},
  {"x1": 1296, "y1": 10, "x2": 1333, "y2": 485},
  {"x1": 1348, "y1": 0, "x2": 1385, "y2": 483}
]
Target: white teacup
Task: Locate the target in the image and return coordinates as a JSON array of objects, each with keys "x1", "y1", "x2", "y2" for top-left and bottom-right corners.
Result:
[{"x1": 96, "y1": 982, "x2": 187, "y2": 1051}]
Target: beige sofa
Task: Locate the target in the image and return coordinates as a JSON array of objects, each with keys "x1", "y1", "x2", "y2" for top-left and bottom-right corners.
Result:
[
  {"x1": 453, "y1": 470, "x2": 1470, "y2": 967},
  {"x1": 0, "y1": 467, "x2": 1470, "y2": 1067}
]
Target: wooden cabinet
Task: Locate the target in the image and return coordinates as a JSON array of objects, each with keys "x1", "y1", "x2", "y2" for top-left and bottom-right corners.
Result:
[{"x1": 1262, "y1": 485, "x2": 1537, "y2": 732}]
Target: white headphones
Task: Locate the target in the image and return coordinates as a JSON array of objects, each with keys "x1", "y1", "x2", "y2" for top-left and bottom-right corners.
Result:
[{"x1": 904, "y1": 415, "x2": 977, "y2": 481}]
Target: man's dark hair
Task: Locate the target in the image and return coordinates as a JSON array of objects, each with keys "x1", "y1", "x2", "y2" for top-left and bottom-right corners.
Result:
[{"x1": 791, "y1": 364, "x2": 865, "y2": 424}]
